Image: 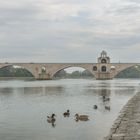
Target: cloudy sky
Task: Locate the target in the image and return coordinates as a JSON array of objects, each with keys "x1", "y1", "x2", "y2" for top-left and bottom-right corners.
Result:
[{"x1": 0, "y1": 0, "x2": 140, "y2": 63}]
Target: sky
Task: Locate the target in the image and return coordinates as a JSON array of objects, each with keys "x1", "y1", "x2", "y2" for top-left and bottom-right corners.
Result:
[{"x1": 0, "y1": 0, "x2": 140, "y2": 63}]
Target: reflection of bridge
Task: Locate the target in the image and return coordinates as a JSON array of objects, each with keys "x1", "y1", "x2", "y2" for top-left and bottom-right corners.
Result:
[{"x1": 0, "y1": 51, "x2": 140, "y2": 80}]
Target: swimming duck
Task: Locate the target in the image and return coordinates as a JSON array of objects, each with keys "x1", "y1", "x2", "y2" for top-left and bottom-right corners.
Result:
[
  {"x1": 63, "y1": 110, "x2": 70, "y2": 117},
  {"x1": 105, "y1": 106, "x2": 110, "y2": 110},
  {"x1": 103, "y1": 97, "x2": 110, "y2": 102},
  {"x1": 75, "y1": 114, "x2": 89, "y2": 121},
  {"x1": 47, "y1": 114, "x2": 56, "y2": 123},
  {"x1": 93, "y1": 105, "x2": 98, "y2": 109}
]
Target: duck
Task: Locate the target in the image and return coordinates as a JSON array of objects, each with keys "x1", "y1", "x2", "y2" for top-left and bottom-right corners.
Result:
[
  {"x1": 93, "y1": 105, "x2": 98, "y2": 109},
  {"x1": 105, "y1": 106, "x2": 110, "y2": 110},
  {"x1": 75, "y1": 113, "x2": 89, "y2": 121},
  {"x1": 63, "y1": 110, "x2": 70, "y2": 117},
  {"x1": 103, "y1": 97, "x2": 110, "y2": 102},
  {"x1": 47, "y1": 114, "x2": 56, "y2": 123}
]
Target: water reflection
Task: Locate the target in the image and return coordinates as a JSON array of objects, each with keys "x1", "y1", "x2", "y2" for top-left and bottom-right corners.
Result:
[
  {"x1": 0, "y1": 88, "x2": 14, "y2": 103},
  {"x1": 0, "y1": 79, "x2": 139, "y2": 140},
  {"x1": 99, "y1": 89, "x2": 111, "y2": 99},
  {"x1": 0, "y1": 88, "x2": 13, "y2": 95},
  {"x1": 23, "y1": 87, "x2": 43, "y2": 95},
  {"x1": 15, "y1": 86, "x2": 64, "y2": 97},
  {"x1": 44, "y1": 86, "x2": 64, "y2": 95},
  {"x1": 51, "y1": 122, "x2": 56, "y2": 127}
]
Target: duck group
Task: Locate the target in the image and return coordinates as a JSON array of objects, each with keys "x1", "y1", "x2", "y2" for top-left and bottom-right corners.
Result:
[
  {"x1": 47, "y1": 109, "x2": 90, "y2": 126},
  {"x1": 47, "y1": 102, "x2": 111, "y2": 126}
]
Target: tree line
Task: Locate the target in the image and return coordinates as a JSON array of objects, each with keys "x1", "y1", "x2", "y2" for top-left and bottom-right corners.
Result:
[
  {"x1": 116, "y1": 66, "x2": 140, "y2": 78},
  {"x1": 0, "y1": 66, "x2": 33, "y2": 77},
  {"x1": 54, "y1": 70, "x2": 93, "y2": 79}
]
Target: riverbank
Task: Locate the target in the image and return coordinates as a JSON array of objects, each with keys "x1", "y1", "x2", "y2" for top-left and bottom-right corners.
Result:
[{"x1": 105, "y1": 92, "x2": 140, "y2": 140}]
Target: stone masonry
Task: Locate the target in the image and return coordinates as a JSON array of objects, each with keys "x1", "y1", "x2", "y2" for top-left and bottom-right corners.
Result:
[{"x1": 105, "y1": 92, "x2": 140, "y2": 140}]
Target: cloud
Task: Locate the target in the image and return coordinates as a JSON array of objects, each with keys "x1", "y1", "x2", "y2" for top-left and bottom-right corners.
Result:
[{"x1": 0, "y1": 0, "x2": 140, "y2": 63}]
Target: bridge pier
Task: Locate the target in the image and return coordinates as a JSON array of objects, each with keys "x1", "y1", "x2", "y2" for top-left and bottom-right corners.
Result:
[
  {"x1": 95, "y1": 72, "x2": 113, "y2": 80},
  {"x1": 36, "y1": 73, "x2": 52, "y2": 80}
]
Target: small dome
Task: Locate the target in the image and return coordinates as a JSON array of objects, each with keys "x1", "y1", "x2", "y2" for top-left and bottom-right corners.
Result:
[
  {"x1": 101, "y1": 50, "x2": 107, "y2": 55},
  {"x1": 98, "y1": 50, "x2": 110, "y2": 63},
  {"x1": 111, "y1": 66, "x2": 115, "y2": 69},
  {"x1": 100, "y1": 50, "x2": 107, "y2": 58}
]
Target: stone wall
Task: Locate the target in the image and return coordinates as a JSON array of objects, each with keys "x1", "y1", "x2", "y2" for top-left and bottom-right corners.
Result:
[{"x1": 104, "y1": 92, "x2": 140, "y2": 140}]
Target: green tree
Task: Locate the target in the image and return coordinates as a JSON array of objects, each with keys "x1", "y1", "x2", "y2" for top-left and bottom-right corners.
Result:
[{"x1": 116, "y1": 66, "x2": 140, "y2": 78}]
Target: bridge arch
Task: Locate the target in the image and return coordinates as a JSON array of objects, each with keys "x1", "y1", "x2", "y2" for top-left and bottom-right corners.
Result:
[
  {"x1": 51, "y1": 65, "x2": 95, "y2": 79},
  {"x1": 0, "y1": 64, "x2": 35, "y2": 78},
  {"x1": 114, "y1": 64, "x2": 140, "y2": 78}
]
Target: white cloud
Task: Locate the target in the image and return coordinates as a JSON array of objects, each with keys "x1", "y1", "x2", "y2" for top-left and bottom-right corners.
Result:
[{"x1": 0, "y1": 0, "x2": 140, "y2": 62}]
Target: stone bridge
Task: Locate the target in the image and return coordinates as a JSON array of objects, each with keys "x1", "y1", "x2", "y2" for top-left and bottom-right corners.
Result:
[{"x1": 0, "y1": 51, "x2": 139, "y2": 80}]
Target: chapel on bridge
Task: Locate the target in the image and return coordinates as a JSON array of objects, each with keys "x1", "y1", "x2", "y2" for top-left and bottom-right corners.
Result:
[{"x1": 98, "y1": 50, "x2": 110, "y2": 64}]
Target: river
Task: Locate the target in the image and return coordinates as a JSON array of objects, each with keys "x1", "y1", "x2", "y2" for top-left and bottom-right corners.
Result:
[{"x1": 0, "y1": 79, "x2": 139, "y2": 140}]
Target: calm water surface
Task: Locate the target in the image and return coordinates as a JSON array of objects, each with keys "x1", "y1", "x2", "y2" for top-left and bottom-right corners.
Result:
[{"x1": 0, "y1": 79, "x2": 140, "y2": 140}]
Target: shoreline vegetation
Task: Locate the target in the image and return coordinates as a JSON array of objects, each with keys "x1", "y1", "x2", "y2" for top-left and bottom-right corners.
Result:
[{"x1": 0, "y1": 65, "x2": 140, "y2": 78}]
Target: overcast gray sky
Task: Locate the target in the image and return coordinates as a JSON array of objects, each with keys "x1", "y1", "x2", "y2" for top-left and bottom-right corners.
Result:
[{"x1": 0, "y1": 0, "x2": 140, "y2": 63}]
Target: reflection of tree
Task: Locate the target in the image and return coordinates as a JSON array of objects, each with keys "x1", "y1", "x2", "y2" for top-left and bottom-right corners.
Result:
[
  {"x1": 0, "y1": 87, "x2": 13, "y2": 93},
  {"x1": 0, "y1": 88, "x2": 13, "y2": 96},
  {"x1": 22, "y1": 86, "x2": 64, "y2": 96},
  {"x1": 45, "y1": 86, "x2": 64, "y2": 95},
  {"x1": 23, "y1": 87, "x2": 43, "y2": 95}
]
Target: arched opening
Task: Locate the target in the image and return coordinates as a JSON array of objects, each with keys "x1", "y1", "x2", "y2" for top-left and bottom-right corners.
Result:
[
  {"x1": 101, "y1": 66, "x2": 106, "y2": 72},
  {"x1": 53, "y1": 67, "x2": 94, "y2": 79},
  {"x1": 101, "y1": 59, "x2": 107, "y2": 63},
  {"x1": 115, "y1": 65, "x2": 140, "y2": 78},
  {"x1": 0, "y1": 65, "x2": 34, "y2": 79},
  {"x1": 93, "y1": 66, "x2": 97, "y2": 71}
]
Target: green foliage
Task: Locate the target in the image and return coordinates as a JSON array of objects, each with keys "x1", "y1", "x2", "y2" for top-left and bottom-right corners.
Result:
[
  {"x1": 0, "y1": 66, "x2": 33, "y2": 77},
  {"x1": 54, "y1": 70, "x2": 93, "y2": 79},
  {"x1": 116, "y1": 66, "x2": 140, "y2": 78}
]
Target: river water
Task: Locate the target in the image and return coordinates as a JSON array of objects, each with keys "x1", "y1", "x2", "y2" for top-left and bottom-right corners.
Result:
[{"x1": 0, "y1": 79, "x2": 140, "y2": 140}]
